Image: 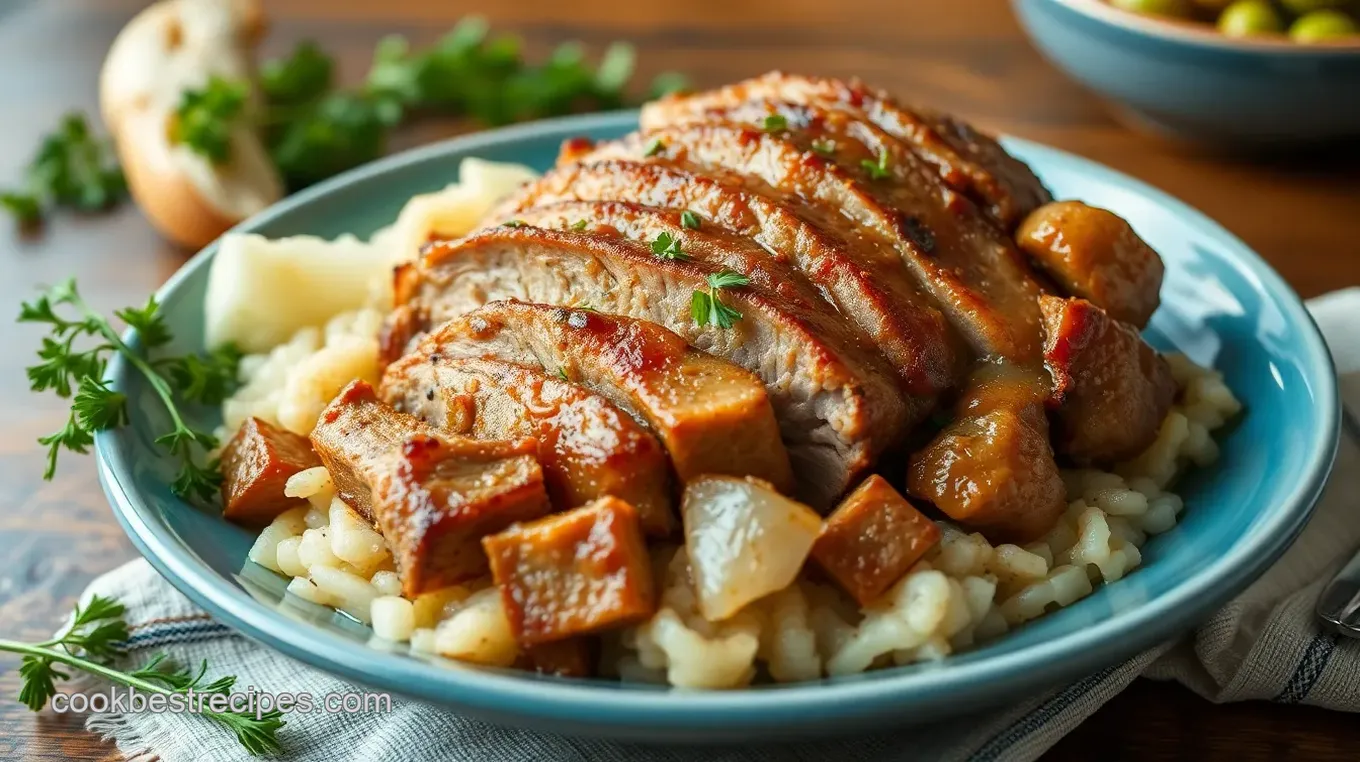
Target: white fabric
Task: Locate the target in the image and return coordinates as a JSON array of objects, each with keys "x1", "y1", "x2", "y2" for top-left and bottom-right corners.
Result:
[{"x1": 71, "y1": 290, "x2": 1360, "y2": 762}]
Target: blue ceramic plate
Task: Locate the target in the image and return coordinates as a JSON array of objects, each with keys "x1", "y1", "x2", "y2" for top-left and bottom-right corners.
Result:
[{"x1": 95, "y1": 112, "x2": 1339, "y2": 742}]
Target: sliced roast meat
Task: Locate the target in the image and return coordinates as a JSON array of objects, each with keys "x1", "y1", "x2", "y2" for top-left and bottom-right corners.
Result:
[
  {"x1": 641, "y1": 71, "x2": 1052, "y2": 230},
  {"x1": 1040, "y1": 295, "x2": 1176, "y2": 465},
  {"x1": 1017, "y1": 201, "x2": 1165, "y2": 329},
  {"x1": 310, "y1": 380, "x2": 550, "y2": 596},
  {"x1": 398, "y1": 299, "x2": 799, "y2": 499},
  {"x1": 577, "y1": 124, "x2": 1045, "y2": 362},
  {"x1": 380, "y1": 355, "x2": 675, "y2": 536},
  {"x1": 494, "y1": 159, "x2": 961, "y2": 396},
  {"x1": 394, "y1": 225, "x2": 912, "y2": 506},
  {"x1": 907, "y1": 364, "x2": 1066, "y2": 544},
  {"x1": 499, "y1": 200, "x2": 832, "y2": 316}
]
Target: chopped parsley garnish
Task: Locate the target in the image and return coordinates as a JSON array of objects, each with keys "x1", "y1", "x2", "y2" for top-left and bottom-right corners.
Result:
[
  {"x1": 680, "y1": 210, "x2": 701, "y2": 230},
  {"x1": 860, "y1": 149, "x2": 891, "y2": 180},
  {"x1": 650, "y1": 231, "x2": 691, "y2": 261},
  {"x1": 502, "y1": 219, "x2": 526, "y2": 228},
  {"x1": 810, "y1": 138, "x2": 837, "y2": 157},
  {"x1": 2, "y1": 114, "x2": 125, "y2": 226},
  {"x1": 762, "y1": 114, "x2": 788, "y2": 133},
  {"x1": 690, "y1": 270, "x2": 750, "y2": 329},
  {"x1": 643, "y1": 138, "x2": 666, "y2": 157},
  {"x1": 570, "y1": 219, "x2": 589, "y2": 232}
]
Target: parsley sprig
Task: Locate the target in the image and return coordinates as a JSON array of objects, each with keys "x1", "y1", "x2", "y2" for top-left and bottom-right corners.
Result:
[
  {"x1": 19, "y1": 279, "x2": 240, "y2": 502},
  {"x1": 690, "y1": 270, "x2": 750, "y2": 329},
  {"x1": 1, "y1": 114, "x2": 125, "y2": 227},
  {"x1": 171, "y1": 77, "x2": 249, "y2": 165},
  {"x1": 650, "y1": 231, "x2": 691, "y2": 261},
  {"x1": 2, "y1": 595, "x2": 285, "y2": 756}
]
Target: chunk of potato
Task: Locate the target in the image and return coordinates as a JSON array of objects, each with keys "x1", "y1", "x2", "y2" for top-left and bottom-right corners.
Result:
[{"x1": 682, "y1": 476, "x2": 822, "y2": 622}]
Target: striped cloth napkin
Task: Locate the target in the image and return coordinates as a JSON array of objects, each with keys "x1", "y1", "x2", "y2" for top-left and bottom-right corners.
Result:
[{"x1": 66, "y1": 289, "x2": 1360, "y2": 762}]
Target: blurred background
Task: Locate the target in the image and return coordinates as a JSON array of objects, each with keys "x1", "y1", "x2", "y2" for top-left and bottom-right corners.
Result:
[{"x1": 0, "y1": 0, "x2": 1357, "y2": 759}]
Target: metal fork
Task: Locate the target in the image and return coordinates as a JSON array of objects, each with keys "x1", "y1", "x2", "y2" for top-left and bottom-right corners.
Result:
[{"x1": 1317, "y1": 404, "x2": 1360, "y2": 638}]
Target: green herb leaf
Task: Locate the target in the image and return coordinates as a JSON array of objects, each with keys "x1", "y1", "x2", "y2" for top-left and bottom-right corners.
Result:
[
  {"x1": 3, "y1": 596, "x2": 287, "y2": 755},
  {"x1": 706, "y1": 270, "x2": 751, "y2": 289},
  {"x1": 691, "y1": 269, "x2": 749, "y2": 329},
  {"x1": 648, "y1": 71, "x2": 690, "y2": 99},
  {"x1": 502, "y1": 219, "x2": 526, "y2": 228},
  {"x1": 643, "y1": 137, "x2": 666, "y2": 157},
  {"x1": 680, "y1": 210, "x2": 701, "y2": 230},
  {"x1": 860, "y1": 149, "x2": 891, "y2": 180},
  {"x1": 3, "y1": 114, "x2": 125, "y2": 225},
  {"x1": 261, "y1": 41, "x2": 335, "y2": 108},
  {"x1": 649, "y1": 231, "x2": 691, "y2": 261},
  {"x1": 556, "y1": 368, "x2": 570, "y2": 382},
  {"x1": 594, "y1": 42, "x2": 636, "y2": 94},
  {"x1": 570, "y1": 219, "x2": 589, "y2": 232},
  {"x1": 21, "y1": 280, "x2": 236, "y2": 501},
  {"x1": 267, "y1": 91, "x2": 390, "y2": 190},
  {"x1": 762, "y1": 114, "x2": 788, "y2": 133},
  {"x1": 171, "y1": 77, "x2": 249, "y2": 165},
  {"x1": 810, "y1": 138, "x2": 837, "y2": 157}
]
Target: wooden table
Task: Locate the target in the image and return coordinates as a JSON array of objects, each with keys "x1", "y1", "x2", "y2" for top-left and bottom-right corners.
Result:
[{"x1": 1, "y1": 0, "x2": 1356, "y2": 759}]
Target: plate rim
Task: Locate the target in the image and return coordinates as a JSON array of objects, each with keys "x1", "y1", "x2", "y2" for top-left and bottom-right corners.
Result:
[{"x1": 94, "y1": 110, "x2": 1340, "y2": 732}]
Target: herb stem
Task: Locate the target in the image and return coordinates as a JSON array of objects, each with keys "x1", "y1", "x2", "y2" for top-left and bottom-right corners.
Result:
[{"x1": 0, "y1": 639, "x2": 175, "y2": 696}]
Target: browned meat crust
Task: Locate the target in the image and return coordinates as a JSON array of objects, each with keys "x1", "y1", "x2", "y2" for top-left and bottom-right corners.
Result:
[
  {"x1": 1018, "y1": 201, "x2": 1165, "y2": 329},
  {"x1": 220, "y1": 417, "x2": 320, "y2": 526},
  {"x1": 642, "y1": 71, "x2": 1053, "y2": 230},
  {"x1": 811, "y1": 474, "x2": 941, "y2": 605},
  {"x1": 494, "y1": 159, "x2": 962, "y2": 396},
  {"x1": 395, "y1": 225, "x2": 911, "y2": 507},
  {"x1": 577, "y1": 123, "x2": 1046, "y2": 362},
  {"x1": 907, "y1": 365, "x2": 1067, "y2": 544},
  {"x1": 394, "y1": 300, "x2": 794, "y2": 500},
  {"x1": 310, "y1": 380, "x2": 550, "y2": 596},
  {"x1": 1041, "y1": 295, "x2": 1176, "y2": 465},
  {"x1": 380, "y1": 355, "x2": 675, "y2": 537},
  {"x1": 483, "y1": 497, "x2": 656, "y2": 645}
]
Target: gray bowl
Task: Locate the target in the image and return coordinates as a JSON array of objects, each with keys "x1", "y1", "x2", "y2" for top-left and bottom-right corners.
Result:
[{"x1": 1012, "y1": 0, "x2": 1360, "y2": 145}]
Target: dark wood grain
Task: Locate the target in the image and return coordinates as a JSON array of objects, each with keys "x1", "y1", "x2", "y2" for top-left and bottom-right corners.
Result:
[{"x1": 0, "y1": 0, "x2": 1356, "y2": 759}]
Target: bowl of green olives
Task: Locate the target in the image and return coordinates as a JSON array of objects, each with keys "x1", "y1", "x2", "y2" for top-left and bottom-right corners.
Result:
[{"x1": 1012, "y1": 0, "x2": 1360, "y2": 144}]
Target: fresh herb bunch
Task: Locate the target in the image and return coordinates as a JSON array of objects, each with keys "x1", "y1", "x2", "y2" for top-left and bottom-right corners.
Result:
[
  {"x1": 0, "y1": 114, "x2": 126, "y2": 226},
  {"x1": 690, "y1": 270, "x2": 751, "y2": 329},
  {"x1": 263, "y1": 16, "x2": 689, "y2": 191},
  {"x1": 171, "y1": 76, "x2": 250, "y2": 165},
  {"x1": 18, "y1": 279, "x2": 240, "y2": 501},
  {"x1": 2, "y1": 594, "x2": 285, "y2": 756}
]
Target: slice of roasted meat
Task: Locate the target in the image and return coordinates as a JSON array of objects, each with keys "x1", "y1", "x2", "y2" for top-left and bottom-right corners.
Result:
[
  {"x1": 380, "y1": 355, "x2": 675, "y2": 537},
  {"x1": 811, "y1": 474, "x2": 941, "y2": 606},
  {"x1": 1040, "y1": 295, "x2": 1176, "y2": 465},
  {"x1": 640, "y1": 71, "x2": 1053, "y2": 231},
  {"x1": 393, "y1": 299, "x2": 795, "y2": 499},
  {"x1": 493, "y1": 159, "x2": 962, "y2": 397},
  {"x1": 390, "y1": 225, "x2": 912, "y2": 507},
  {"x1": 907, "y1": 365, "x2": 1067, "y2": 544},
  {"x1": 483, "y1": 496, "x2": 656, "y2": 646},
  {"x1": 1017, "y1": 201, "x2": 1164, "y2": 329},
  {"x1": 310, "y1": 380, "x2": 550, "y2": 596},
  {"x1": 220, "y1": 416, "x2": 321, "y2": 526},
  {"x1": 575, "y1": 123, "x2": 1046, "y2": 362}
]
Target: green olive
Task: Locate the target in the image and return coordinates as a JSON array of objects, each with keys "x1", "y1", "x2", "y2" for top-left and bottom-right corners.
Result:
[
  {"x1": 1290, "y1": 9, "x2": 1360, "y2": 40},
  {"x1": 1217, "y1": 0, "x2": 1285, "y2": 36},
  {"x1": 1279, "y1": 0, "x2": 1350, "y2": 14},
  {"x1": 1111, "y1": 0, "x2": 1194, "y2": 19}
]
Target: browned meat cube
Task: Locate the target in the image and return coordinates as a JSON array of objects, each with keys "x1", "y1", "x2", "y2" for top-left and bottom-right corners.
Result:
[
  {"x1": 483, "y1": 496, "x2": 655, "y2": 645},
  {"x1": 516, "y1": 638, "x2": 595, "y2": 678},
  {"x1": 311, "y1": 380, "x2": 550, "y2": 596},
  {"x1": 1041, "y1": 295, "x2": 1177, "y2": 465},
  {"x1": 219, "y1": 417, "x2": 321, "y2": 526},
  {"x1": 907, "y1": 365, "x2": 1067, "y2": 544},
  {"x1": 811, "y1": 475, "x2": 941, "y2": 605},
  {"x1": 1017, "y1": 201, "x2": 1165, "y2": 329}
]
